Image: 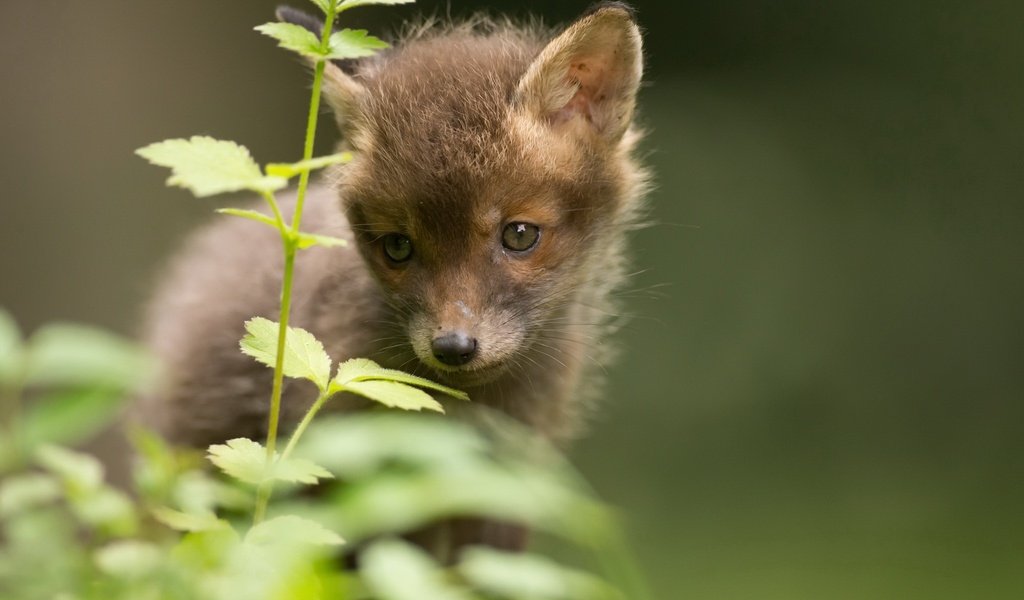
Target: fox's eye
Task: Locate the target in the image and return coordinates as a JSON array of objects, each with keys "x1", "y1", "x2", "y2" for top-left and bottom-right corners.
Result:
[
  {"x1": 502, "y1": 223, "x2": 541, "y2": 252},
  {"x1": 383, "y1": 234, "x2": 413, "y2": 263}
]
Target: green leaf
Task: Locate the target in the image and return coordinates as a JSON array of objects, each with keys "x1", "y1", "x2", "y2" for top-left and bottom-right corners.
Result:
[
  {"x1": 333, "y1": 358, "x2": 469, "y2": 401},
  {"x1": 35, "y1": 444, "x2": 103, "y2": 491},
  {"x1": 255, "y1": 22, "x2": 325, "y2": 59},
  {"x1": 21, "y1": 388, "x2": 126, "y2": 450},
  {"x1": 207, "y1": 438, "x2": 267, "y2": 484},
  {"x1": 343, "y1": 379, "x2": 445, "y2": 413},
  {"x1": 75, "y1": 487, "x2": 139, "y2": 536},
  {"x1": 337, "y1": 0, "x2": 416, "y2": 12},
  {"x1": 296, "y1": 414, "x2": 486, "y2": 479},
  {"x1": 152, "y1": 506, "x2": 228, "y2": 532},
  {"x1": 308, "y1": 0, "x2": 332, "y2": 15},
  {"x1": 240, "y1": 317, "x2": 333, "y2": 392},
  {"x1": 246, "y1": 515, "x2": 344, "y2": 547},
  {"x1": 217, "y1": 207, "x2": 280, "y2": 229},
  {"x1": 94, "y1": 540, "x2": 162, "y2": 580},
  {"x1": 23, "y1": 323, "x2": 152, "y2": 390},
  {"x1": 458, "y1": 548, "x2": 621, "y2": 600},
  {"x1": 0, "y1": 474, "x2": 61, "y2": 517},
  {"x1": 207, "y1": 438, "x2": 332, "y2": 486},
  {"x1": 327, "y1": 29, "x2": 389, "y2": 60},
  {"x1": 265, "y1": 153, "x2": 352, "y2": 178},
  {"x1": 136, "y1": 136, "x2": 287, "y2": 197},
  {"x1": 0, "y1": 307, "x2": 22, "y2": 385},
  {"x1": 295, "y1": 231, "x2": 348, "y2": 249},
  {"x1": 361, "y1": 539, "x2": 476, "y2": 600}
]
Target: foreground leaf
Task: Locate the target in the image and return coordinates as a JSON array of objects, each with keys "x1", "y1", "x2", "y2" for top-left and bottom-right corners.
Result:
[
  {"x1": 342, "y1": 379, "x2": 444, "y2": 413},
  {"x1": 207, "y1": 438, "x2": 332, "y2": 486},
  {"x1": 247, "y1": 515, "x2": 344, "y2": 547},
  {"x1": 295, "y1": 232, "x2": 348, "y2": 250},
  {"x1": 337, "y1": 0, "x2": 416, "y2": 12},
  {"x1": 0, "y1": 474, "x2": 61, "y2": 517},
  {"x1": 94, "y1": 540, "x2": 162, "y2": 580},
  {"x1": 35, "y1": 444, "x2": 103, "y2": 491},
  {"x1": 153, "y1": 506, "x2": 229, "y2": 533},
  {"x1": 0, "y1": 307, "x2": 22, "y2": 385},
  {"x1": 333, "y1": 358, "x2": 468, "y2": 401},
  {"x1": 206, "y1": 438, "x2": 268, "y2": 485},
  {"x1": 136, "y1": 137, "x2": 287, "y2": 197},
  {"x1": 24, "y1": 323, "x2": 152, "y2": 389},
  {"x1": 361, "y1": 539, "x2": 476, "y2": 600},
  {"x1": 21, "y1": 388, "x2": 126, "y2": 450},
  {"x1": 240, "y1": 318, "x2": 332, "y2": 392},
  {"x1": 327, "y1": 29, "x2": 389, "y2": 60},
  {"x1": 458, "y1": 548, "x2": 621, "y2": 600},
  {"x1": 265, "y1": 153, "x2": 352, "y2": 178},
  {"x1": 255, "y1": 22, "x2": 324, "y2": 59},
  {"x1": 216, "y1": 208, "x2": 279, "y2": 229}
]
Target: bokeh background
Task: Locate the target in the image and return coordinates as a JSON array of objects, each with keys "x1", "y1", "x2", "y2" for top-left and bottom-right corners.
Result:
[{"x1": 2, "y1": 1, "x2": 1023, "y2": 597}]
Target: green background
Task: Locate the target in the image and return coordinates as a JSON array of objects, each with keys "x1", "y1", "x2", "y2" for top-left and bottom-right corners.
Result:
[{"x1": 1, "y1": 1, "x2": 1022, "y2": 597}]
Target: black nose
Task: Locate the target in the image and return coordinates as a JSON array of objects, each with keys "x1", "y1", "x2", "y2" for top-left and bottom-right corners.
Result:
[{"x1": 431, "y1": 331, "x2": 478, "y2": 366}]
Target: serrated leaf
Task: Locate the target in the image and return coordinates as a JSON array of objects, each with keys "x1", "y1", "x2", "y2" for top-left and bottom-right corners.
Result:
[
  {"x1": 207, "y1": 438, "x2": 332, "y2": 486},
  {"x1": 206, "y1": 438, "x2": 268, "y2": 485},
  {"x1": 152, "y1": 506, "x2": 229, "y2": 532},
  {"x1": 295, "y1": 232, "x2": 348, "y2": 249},
  {"x1": 247, "y1": 515, "x2": 344, "y2": 547},
  {"x1": 217, "y1": 208, "x2": 280, "y2": 229},
  {"x1": 274, "y1": 456, "x2": 334, "y2": 484},
  {"x1": 345, "y1": 379, "x2": 445, "y2": 413},
  {"x1": 332, "y1": 358, "x2": 469, "y2": 401},
  {"x1": 309, "y1": 0, "x2": 332, "y2": 15},
  {"x1": 265, "y1": 153, "x2": 352, "y2": 178},
  {"x1": 326, "y1": 29, "x2": 389, "y2": 60},
  {"x1": 361, "y1": 539, "x2": 475, "y2": 600},
  {"x1": 0, "y1": 474, "x2": 61, "y2": 517},
  {"x1": 337, "y1": 0, "x2": 416, "y2": 12},
  {"x1": 458, "y1": 548, "x2": 621, "y2": 600},
  {"x1": 0, "y1": 307, "x2": 22, "y2": 385},
  {"x1": 94, "y1": 540, "x2": 162, "y2": 580},
  {"x1": 240, "y1": 318, "x2": 332, "y2": 391},
  {"x1": 136, "y1": 137, "x2": 287, "y2": 197},
  {"x1": 255, "y1": 22, "x2": 326, "y2": 59}
]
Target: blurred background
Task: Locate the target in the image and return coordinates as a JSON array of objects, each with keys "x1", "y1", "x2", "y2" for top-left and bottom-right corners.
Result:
[{"x1": 2, "y1": 1, "x2": 1022, "y2": 597}]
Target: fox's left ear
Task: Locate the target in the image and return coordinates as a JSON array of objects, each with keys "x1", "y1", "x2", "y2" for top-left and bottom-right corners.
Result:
[{"x1": 515, "y1": 2, "x2": 643, "y2": 144}]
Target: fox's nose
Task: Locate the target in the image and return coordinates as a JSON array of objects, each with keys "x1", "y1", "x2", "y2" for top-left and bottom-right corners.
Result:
[{"x1": 432, "y1": 331, "x2": 477, "y2": 366}]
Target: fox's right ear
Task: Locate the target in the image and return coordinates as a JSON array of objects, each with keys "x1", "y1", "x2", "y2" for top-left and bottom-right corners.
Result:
[
  {"x1": 275, "y1": 6, "x2": 365, "y2": 130},
  {"x1": 515, "y1": 2, "x2": 643, "y2": 145}
]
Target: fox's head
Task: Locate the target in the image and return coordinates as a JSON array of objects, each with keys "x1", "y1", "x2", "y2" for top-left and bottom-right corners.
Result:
[{"x1": 286, "y1": 3, "x2": 646, "y2": 385}]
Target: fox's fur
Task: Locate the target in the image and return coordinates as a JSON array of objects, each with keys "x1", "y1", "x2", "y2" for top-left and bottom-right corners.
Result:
[{"x1": 138, "y1": 2, "x2": 648, "y2": 483}]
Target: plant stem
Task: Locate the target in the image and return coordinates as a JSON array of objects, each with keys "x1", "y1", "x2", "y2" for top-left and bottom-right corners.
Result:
[
  {"x1": 254, "y1": 4, "x2": 338, "y2": 525},
  {"x1": 291, "y1": 5, "x2": 336, "y2": 233},
  {"x1": 280, "y1": 390, "x2": 331, "y2": 461}
]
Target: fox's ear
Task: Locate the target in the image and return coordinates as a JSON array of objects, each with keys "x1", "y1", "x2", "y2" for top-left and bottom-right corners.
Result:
[
  {"x1": 515, "y1": 2, "x2": 643, "y2": 144},
  {"x1": 275, "y1": 6, "x2": 365, "y2": 130}
]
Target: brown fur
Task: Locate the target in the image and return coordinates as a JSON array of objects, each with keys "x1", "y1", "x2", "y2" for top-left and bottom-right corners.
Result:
[{"x1": 136, "y1": 3, "x2": 650, "y2": 547}]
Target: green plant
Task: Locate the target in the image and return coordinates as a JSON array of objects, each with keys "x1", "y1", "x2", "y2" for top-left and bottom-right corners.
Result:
[{"x1": 0, "y1": 1, "x2": 651, "y2": 598}]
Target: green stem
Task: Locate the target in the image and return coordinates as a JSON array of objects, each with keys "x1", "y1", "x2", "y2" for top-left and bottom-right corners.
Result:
[
  {"x1": 259, "y1": 190, "x2": 287, "y2": 233},
  {"x1": 291, "y1": 5, "x2": 336, "y2": 233},
  {"x1": 254, "y1": 4, "x2": 338, "y2": 525},
  {"x1": 280, "y1": 389, "x2": 333, "y2": 461},
  {"x1": 254, "y1": 240, "x2": 297, "y2": 525}
]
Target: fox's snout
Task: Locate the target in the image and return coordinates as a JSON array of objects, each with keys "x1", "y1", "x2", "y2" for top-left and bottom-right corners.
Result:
[{"x1": 431, "y1": 330, "x2": 478, "y2": 366}]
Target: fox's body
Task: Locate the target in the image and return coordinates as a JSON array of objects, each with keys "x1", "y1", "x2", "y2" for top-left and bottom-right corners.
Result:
[{"x1": 138, "y1": 3, "x2": 648, "y2": 547}]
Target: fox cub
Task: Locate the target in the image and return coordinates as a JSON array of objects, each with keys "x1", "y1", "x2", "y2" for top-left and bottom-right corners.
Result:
[{"x1": 139, "y1": 2, "x2": 648, "y2": 459}]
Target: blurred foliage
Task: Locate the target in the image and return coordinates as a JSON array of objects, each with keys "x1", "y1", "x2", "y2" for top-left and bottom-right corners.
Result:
[{"x1": 0, "y1": 308, "x2": 644, "y2": 600}]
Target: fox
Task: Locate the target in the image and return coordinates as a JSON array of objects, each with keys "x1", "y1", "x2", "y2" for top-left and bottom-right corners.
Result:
[{"x1": 136, "y1": 1, "x2": 649, "y2": 550}]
